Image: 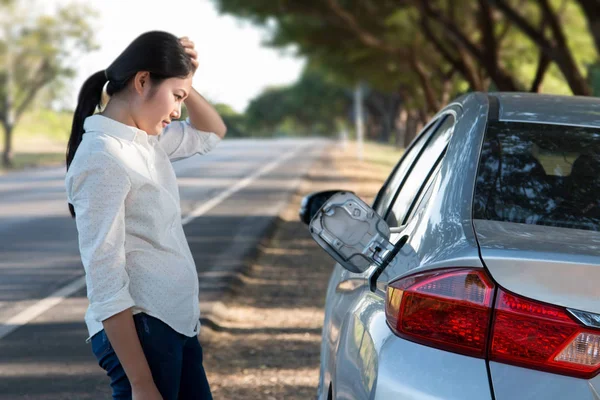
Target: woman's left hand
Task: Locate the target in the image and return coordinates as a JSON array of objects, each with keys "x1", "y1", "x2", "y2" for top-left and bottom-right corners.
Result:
[{"x1": 179, "y1": 36, "x2": 199, "y2": 73}]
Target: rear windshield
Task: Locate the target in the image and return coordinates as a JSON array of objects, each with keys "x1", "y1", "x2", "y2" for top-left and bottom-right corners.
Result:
[{"x1": 473, "y1": 121, "x2": 600, "y2": 231}]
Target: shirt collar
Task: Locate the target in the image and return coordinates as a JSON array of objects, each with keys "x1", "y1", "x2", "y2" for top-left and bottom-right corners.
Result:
[{"x1": 83, "y1": 114, "x2": 148, "y2": 142}]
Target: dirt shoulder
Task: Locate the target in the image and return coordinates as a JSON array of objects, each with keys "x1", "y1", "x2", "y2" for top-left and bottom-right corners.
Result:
[{"x1": 200, "y1": 142, "x2": 400, "y2": 400}]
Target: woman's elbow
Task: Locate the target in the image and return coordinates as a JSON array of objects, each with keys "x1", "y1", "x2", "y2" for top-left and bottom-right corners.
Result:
[{"x1": 215, "y1": 122, "x2": 227, "y2": 139}]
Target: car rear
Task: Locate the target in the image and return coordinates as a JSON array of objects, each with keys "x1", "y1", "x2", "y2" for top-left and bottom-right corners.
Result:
[
  {"x1": 382, "y1": 106, "x2": 600, "y2": 399},
  {"x1": 472, "y1": 117, "x2": 600, "y2": 398}
]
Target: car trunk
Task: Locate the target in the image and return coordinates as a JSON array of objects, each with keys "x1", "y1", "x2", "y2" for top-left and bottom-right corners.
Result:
[{"x1": 474, "y1": 219, "x2": 600, "y2": 314}]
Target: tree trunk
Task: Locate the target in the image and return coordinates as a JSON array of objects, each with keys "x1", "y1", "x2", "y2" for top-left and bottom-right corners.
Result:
[
  {"x1": 2, "y1": 123, "x2": 13, "y2": 168},
  {"x1": 410, "y1": 52, "x2": 440, "y2": 114},
  {"x1": 405, "y1": 110, "x2": 419, "y2": 148},
  {"x1": 575, "y1": 0, "x2": 600, "y2": 56},
  {"x1": 396, "y1": 108, "x2": 407, "y2": 149}
]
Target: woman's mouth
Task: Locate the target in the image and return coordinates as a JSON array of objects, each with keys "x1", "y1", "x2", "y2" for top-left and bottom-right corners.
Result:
[{"x1": 162, "y1": 120, "x2": 170, "y2": 128}]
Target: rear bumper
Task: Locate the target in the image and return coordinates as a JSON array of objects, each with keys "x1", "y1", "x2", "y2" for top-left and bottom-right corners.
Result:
[
  {"x1": 490, "y1": 361, "x2": 600, "y2": 400},
  {"x1": 373, "y1": 334, "x2": 493, "y2": 400}
]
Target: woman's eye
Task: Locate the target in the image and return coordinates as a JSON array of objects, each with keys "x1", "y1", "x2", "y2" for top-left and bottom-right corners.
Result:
[{"x1": 175, "y1": 95, "x2": 183, "y2": 101}]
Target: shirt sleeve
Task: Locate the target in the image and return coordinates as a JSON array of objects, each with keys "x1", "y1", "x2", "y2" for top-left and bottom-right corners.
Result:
[
  {"x1": 157, "y1": 118, "x2": 222, "y2": 161},
  {"x1": 66, "y1": 151, "x2": 135, "y2": 322}
]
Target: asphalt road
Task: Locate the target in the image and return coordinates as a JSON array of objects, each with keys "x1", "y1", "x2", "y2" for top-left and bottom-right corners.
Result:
[{"x1": 0, "y1": 138, "x2": 327, "y2": 399}]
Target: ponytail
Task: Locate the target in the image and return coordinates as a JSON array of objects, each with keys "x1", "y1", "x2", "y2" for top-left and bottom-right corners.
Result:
[
  {"x1": 66, "y1": 70, "x2": 107, "y2": 217},
  {"x1": 66, "y1": 31, "x2": 196, "y2": 218}
]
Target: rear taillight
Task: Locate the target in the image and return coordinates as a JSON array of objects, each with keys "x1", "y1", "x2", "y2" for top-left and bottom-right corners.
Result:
[
  {"x1": 490, "y1": 289, "x2": 600, "y2": 378},
  {"x1": 385, "y1": 268, "x2": 600, "y2": 379},
  {"x1": 385, "y1": 268, "x2": 495, "y2": 358}
]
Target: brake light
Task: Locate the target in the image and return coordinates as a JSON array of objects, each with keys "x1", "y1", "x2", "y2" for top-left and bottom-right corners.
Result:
[
  {"x1": 385, "y1": 268, "x2": 495, "y2": 357},
  {"x1": 385, "y1": 268, "x2": 600, "y2": 379},
  {"x1": 490, "y1": 289, "x2": 600, "y2": 378}
]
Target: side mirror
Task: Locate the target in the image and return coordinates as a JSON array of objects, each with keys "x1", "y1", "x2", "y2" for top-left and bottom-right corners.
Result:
[
  {"x1": 308, "y1": 192, "x2": 396, "y2": 274},
  {"x1": 299, "y1": 190, "x2": 347, "y2": 225}
]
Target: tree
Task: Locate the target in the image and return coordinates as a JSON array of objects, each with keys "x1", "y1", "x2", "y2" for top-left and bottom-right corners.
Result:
[
  {"x1": 213, "y1": 0, "x2": 597, "y2": 145},
  {"x1": 213, "y1": 103, "x2": 249, "y2": 137},
  {"x1": 488, "y1": 0, "x2": 593, "y2": 95},
  {"x1": 245, "y1": 68, "x2": 350, "y2": 136},
  {"x1": 576, "y1": 0, "x2": 600, "y2": 55},
  {"x1": 0, "y1": 1, "x2": 98, "y2": 167}
]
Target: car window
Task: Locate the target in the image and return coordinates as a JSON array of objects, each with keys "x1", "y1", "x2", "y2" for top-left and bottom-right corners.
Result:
[
  {"x1": 373, "y1": 118, "x2": 442, "y2": 216},
  {"x1": 474, "y1": 121, "x2": 600, "y2": 231},
  {"x1": 386, "y1": 116, "x2": 455, "y2": 227}
]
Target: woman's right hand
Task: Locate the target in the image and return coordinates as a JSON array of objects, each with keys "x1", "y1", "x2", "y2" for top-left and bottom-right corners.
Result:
[{"x1": 132, "y1": 382, "x2": 163, "y2": 400}]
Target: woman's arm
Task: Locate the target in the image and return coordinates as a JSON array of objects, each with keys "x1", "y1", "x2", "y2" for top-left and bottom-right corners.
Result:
[
  {"x1": 103, "y1": 309, "x2": 162, "y2": 399},
  {"x1": 178, "y1": 37, "x2": 226, "y2": 139},
  {"x1": 184, "y1": 88, "x2": 227, "y2": 139},
  {"x1": 178, "y1": 37, "x2": 226, "y2": 138}
]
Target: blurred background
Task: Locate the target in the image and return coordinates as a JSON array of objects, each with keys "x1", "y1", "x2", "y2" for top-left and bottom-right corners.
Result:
[{"x1": 2, "y1": 0, "x2": 599, "y2": 171}]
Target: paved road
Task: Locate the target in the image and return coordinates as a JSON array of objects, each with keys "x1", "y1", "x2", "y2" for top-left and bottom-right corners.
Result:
[{"x1": 0, "y1": 138, "x2": 327, "y2": 399}]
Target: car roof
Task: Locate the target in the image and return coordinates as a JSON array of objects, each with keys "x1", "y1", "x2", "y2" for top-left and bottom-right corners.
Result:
[{"x1": 490, "y1": 92, "x2": 600, "y2": 128}]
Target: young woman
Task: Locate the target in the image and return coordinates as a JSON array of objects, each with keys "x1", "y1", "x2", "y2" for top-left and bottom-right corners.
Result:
[{"x1": 65, "y1": 31, "x2": 227, "y2": 400}]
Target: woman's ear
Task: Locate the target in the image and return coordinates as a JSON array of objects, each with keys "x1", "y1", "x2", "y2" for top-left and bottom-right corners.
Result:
[{"x1": 133, "y1": 71, "x2": 150, "y2": 95}]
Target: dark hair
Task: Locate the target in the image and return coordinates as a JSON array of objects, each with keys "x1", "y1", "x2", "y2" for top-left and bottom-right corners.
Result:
[{"x1": 67, "y1": 31, "x2": 194, "y2": 217}]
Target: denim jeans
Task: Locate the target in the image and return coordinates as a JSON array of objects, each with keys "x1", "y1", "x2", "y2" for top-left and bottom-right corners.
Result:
[{"x1": 91, "y1": 313, "x2": 213, "y2": 400}]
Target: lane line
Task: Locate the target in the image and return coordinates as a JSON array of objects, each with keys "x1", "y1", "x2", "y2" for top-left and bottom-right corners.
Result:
[
  {"x1": 0, "y1": 144, "x2": 309, "y2": 340},
  {"x1": 181, "y1": 144, "x2": 307, "y2": 225}
]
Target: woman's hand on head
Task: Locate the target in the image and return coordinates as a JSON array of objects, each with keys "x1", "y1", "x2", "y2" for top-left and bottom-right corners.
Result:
[{"x1": 179, "y1": 36, "x2": 199, "y2": 73}]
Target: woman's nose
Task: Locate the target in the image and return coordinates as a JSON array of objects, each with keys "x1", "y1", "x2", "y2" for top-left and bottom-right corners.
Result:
[{"x1": 171, "y1": 104, "x2": 181, "y2": 119}]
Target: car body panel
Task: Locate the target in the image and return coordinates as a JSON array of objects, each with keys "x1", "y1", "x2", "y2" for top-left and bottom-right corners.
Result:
[
  {"x1": 475, "y1": 219, "x2": 600, "y2": 314},
  {"x1": 495, "y1": 92, "x2": 600, "y2": 128},
  {"x1": 489, "y1": 362, "x2": 600, "y2": 400},
  {"x1": 332, "y1": 291, "x2": 493, "y2": 400}
]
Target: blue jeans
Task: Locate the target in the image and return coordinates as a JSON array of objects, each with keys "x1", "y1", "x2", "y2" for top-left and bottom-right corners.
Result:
[{"x1": 91, "y1": 313, "x2": 213, "y2": 400}]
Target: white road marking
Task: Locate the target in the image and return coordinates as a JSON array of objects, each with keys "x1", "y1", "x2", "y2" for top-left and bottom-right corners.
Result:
[{"x1": 0, "y1": 145, "x2": 308, "y2": 340}]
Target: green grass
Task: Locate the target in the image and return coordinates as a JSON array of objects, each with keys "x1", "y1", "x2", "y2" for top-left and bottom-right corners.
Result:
[
  {"x1": 0, "y1": 152, "x2": 64, "y2": 173},
  {"x1": 363, "y1": 141, "x2": 403, "y2": 170},
  {"x1": 14, "y1": 109, "x2": 72, "y2": 141},
  {"x1": 0, "y1": 108, "x2": 70, "y2": 172}
]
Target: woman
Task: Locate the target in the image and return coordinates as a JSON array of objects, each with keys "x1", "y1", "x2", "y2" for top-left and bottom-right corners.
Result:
[{"x1": 65, "y1": 31, "x2": 227, "y2": 399}]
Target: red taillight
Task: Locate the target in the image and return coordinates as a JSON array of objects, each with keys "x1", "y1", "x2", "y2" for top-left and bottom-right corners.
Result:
[
  {"x1": 385, "y1": 268, "x2": 600, "y2": 379},
  {"x1": 490, "y1": 289, "x2": 600, "y2": 378},
  {"x1": 385, "y1": 268, "x2": 495, "y2": 358}
]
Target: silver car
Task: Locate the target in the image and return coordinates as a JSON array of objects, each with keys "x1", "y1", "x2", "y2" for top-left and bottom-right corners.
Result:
[{"x1": 300, "y1": 92, "x2": 600, "y2": 400}]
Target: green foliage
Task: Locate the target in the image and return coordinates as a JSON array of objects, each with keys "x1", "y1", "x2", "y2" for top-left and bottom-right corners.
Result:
[
  {"x1": 244, "y1": 68, "x2": 350, "y2": 136},
  {"x1": 0, "y1": 1, "x2": 98, "y2": 165},
  {"x1": 213, "y1": 0, "x2": 600, "y2": 113}
]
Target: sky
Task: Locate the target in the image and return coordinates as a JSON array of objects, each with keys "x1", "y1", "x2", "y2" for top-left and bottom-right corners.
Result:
[{"x1": 43, "y1": 0, "x2": 306, "y2": 113}]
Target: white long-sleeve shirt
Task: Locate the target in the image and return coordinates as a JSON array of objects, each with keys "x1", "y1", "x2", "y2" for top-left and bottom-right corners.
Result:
[{"x1": 65, "y1": 114, "x2": 221, "y2": 341}]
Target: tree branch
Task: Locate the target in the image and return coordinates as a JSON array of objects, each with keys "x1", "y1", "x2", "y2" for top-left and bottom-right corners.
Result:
[
  {"x1": 491, "y1": 0, "x2": 590, "y2": 94},
  {"x1": 14, "y1": 60, "x2": 52, "y2": 123},
  {"x1": 419, "y1": 13, "x2": 483, "y2": 90},
  {"x1": 489, "y1": 0, "x2": 553, "y2": 54},
  {"x1": 478, "y1": 0, "x2": 498, "y2": 67},
  {"x1": 422, "y1": 3, "x2": 486, "y2": 61},
  {"x1": 325, "y1": 0, "x2": 406, "y2": 56},
  {"x1": 530, "y1": 50, "x2": 551, "y2": 92},
  {"x1": 408, "y1": 48, "x2": 439, "y2": 113},
  {"x1": 424, "y1": 1, "x2": 520, "y2": 90}
]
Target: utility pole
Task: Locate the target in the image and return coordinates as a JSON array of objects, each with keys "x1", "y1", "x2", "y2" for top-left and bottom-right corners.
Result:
[
  {"x1": 2, "y1": 21, "x2": 16, "y2": 167},
  {"x1": 354, "y1": 82, "x2": 364, "y2": 161}
]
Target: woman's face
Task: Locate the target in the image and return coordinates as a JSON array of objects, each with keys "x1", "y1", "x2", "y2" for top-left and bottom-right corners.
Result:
[{"x1": 133, "y1": 74, "x2": 193, "y2": 135}]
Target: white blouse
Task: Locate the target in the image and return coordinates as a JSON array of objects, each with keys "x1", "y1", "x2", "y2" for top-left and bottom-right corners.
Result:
[{"x1": 65, "y1": 114, "x2": 221, "y2": 341}]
